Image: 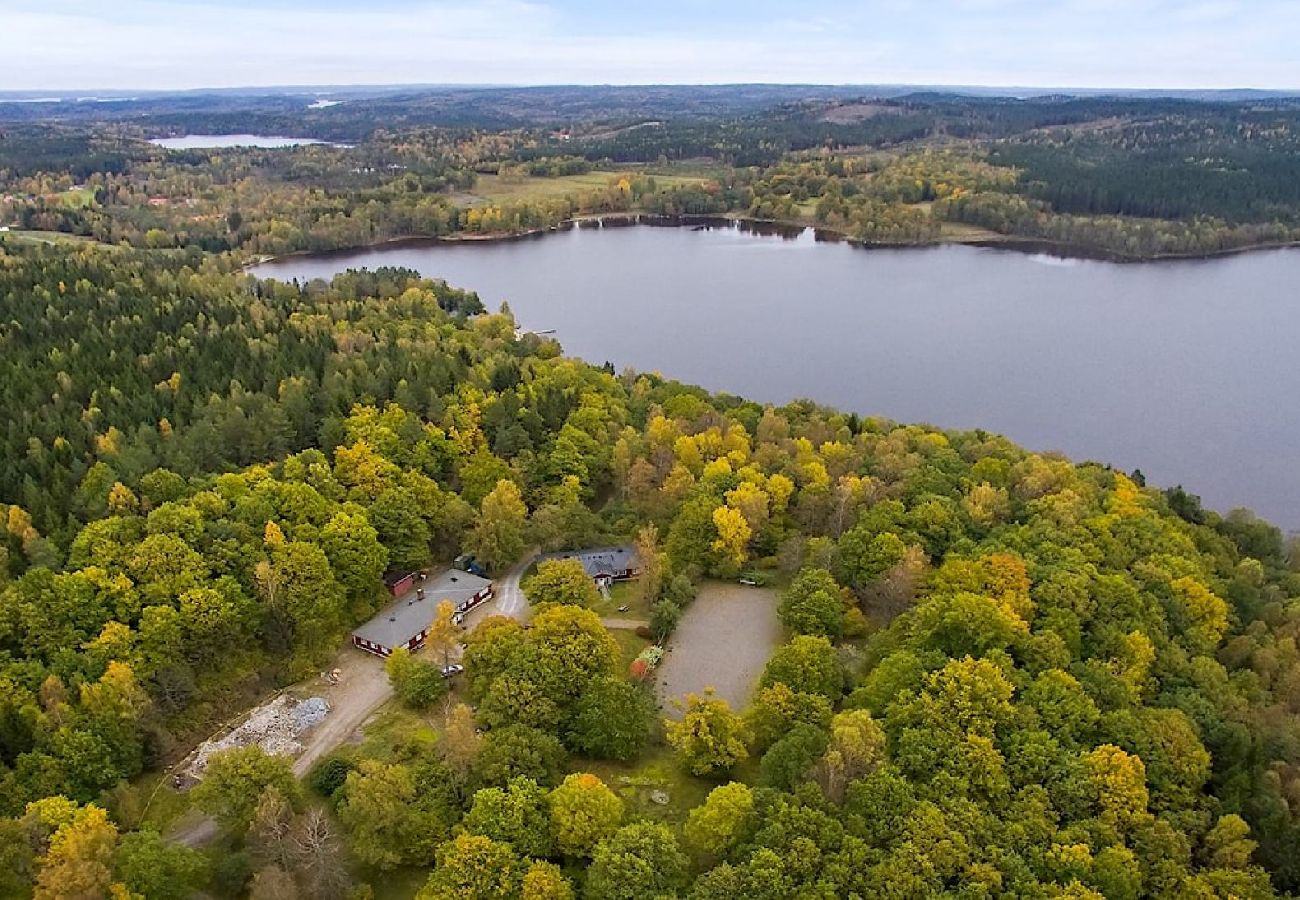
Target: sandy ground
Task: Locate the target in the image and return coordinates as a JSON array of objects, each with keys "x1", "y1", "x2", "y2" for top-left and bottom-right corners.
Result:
[{"x1": 654, "y1": 582, "x2": 782, "y2": 716}]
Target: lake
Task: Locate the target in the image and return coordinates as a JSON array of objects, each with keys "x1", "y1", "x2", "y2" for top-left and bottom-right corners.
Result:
[
  {"x1": 250, "y1": 223, "x2": 1300, "y2": 531},
  {"x1": 149, "y1": 135, "x2": 336, "y2": 149}
]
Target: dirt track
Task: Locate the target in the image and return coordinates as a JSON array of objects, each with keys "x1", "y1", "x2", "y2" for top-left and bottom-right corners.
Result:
[
  {"x1": 654, "y1": 582, "x2": 782, "y2": 715},
  {"x1": 291, "y1": 652, "x2": 392, "y2": 775}
]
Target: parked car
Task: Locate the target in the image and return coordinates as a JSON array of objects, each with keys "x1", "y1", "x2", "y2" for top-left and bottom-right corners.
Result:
[
  {"x1": 738, "y1": 572, "x2": 769, "y2": 587},
  {"x1": 440, "y1": 663, "x2": 465, "y2": 679}
]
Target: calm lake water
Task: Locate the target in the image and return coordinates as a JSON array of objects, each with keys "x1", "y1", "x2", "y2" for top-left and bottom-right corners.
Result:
[
  {"x1": 251, "y1": 224, "x2": 1300, "y2": 530},
  {"x1": 149, "y1": 135, "x2": 334, "y2": 149}
]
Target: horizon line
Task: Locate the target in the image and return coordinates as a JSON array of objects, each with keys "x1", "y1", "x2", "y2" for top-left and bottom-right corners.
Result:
[{"x1": 3, "y1": 81, "x2": 1300, "y2": 98}]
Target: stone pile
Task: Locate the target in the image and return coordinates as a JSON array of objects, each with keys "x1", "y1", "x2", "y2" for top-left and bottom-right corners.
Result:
[{"x1": 185, "y1": 694, "x2": 331, "y2": 779}]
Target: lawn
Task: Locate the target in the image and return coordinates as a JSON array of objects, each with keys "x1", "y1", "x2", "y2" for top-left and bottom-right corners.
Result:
[
  {"x1": 608, "y1": 626, "x2": 653, "y2": 674},
  {"x1": 456, "y1": 170, "x2": 709, "y2": 208},
  {"x1": 110, "y1": 771, "x2": 193, "y2": 834},
  {"x1": 589, "y1": 579, "x2": 649, "y2": 620}
]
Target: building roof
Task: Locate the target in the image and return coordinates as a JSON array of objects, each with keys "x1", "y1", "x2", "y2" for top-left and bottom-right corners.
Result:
[
  {"x1": 353, "y1": 569, "x2": 492, "y2": 649},
  {"x1": 543, "y1": 545, "x2": 639, "y2": 580}
]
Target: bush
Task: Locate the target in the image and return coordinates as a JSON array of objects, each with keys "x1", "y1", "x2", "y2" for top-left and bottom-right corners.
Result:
[
  {"x1": 650, "y1": 599, "x2": 682, "y2": 640},
  {"x1": 309, "y1": 756, "x2": 356, "y2": 800},
  {"x1": 386, "y1": 647, "x2": 449, "y2": 710},
  {"x1": 760, "y1": 723, "x2": 829, "y2": 791}
]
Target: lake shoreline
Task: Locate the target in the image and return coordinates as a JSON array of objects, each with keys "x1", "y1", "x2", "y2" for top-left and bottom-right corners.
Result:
[
  {"x1": 246, "y1": 222, "x2": 1300, "y2": 531},
  {"x1": 243, "y1": 213, "x2": 1300, "y2": 271}
]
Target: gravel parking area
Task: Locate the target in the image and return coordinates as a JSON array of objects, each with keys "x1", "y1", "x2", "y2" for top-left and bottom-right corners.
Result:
[{"x1": 654, "y1": 582, "x2": 782, "y2": 716}]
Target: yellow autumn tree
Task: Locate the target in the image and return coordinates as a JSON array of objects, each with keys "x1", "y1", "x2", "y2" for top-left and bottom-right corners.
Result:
[
  {"x1": 1170, "y1": 576, "x2": 1229, "y2": 653},
  {"x1": 711, "y1": 506, "x2": 751, "y2": 568},
  {"x1": 34, "y1": 804, "x2": 121, "y2": 900},
  {"x1": 106, "y1": 482, "x2": 138, "y2": 515},
  {"x1": 767, "y1": 473, "x2": 795, "y2": 513},
  {"x1": 963, "y1": 482, "x2": 1010, "y2": 528},
  {"x1": 1085, "y1": 744, "x2": 1149, "y2": 830},
  {"x1": 726, "y1": 480, "x2": 770, "y2": 533}
]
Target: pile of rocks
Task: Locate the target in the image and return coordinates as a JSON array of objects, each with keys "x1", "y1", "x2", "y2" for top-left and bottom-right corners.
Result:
[{"x1": 185, "y1": 694, "x2": 331, "y2": 780}]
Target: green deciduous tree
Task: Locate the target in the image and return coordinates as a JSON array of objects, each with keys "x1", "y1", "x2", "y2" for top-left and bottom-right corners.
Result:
[
  {"x1": 666, "y1": 691, "x2": 750, "y2": 776},
  {"x1": 417, "y1": 833, "x2": 520, "y2": 900},
  {"x1": 566, "y1": 675, "x2": 654, "y2": 760},
  {"x1": 463, "y1": 776, "x2": 553, "y2": 857},
  {"x1": 468, "y1": 480, "x2": 528, "y2": 573},
  {"x1": 386, "y1": 646, "x2": 450, "y2": 710},
  {"x1": 192, "y1": 747, "x2": 301, "y2": 836},
  {"x1": 586, "y1": 821, "x2": 689, "y2": 900},
  {"x1": 685, "y1": 782, "x2": 757, "y2": 859},
  {"x1": 547, "y1": 772, "x2": 623, "y2": 858},
  {"x1": 337, "y1": 760, "x2": 455, "y2": 869},
  {"x1": 522, "y1": 558, "x2": 600, "y2": 609},
  {"x1": 761, "y1": 634, "x2": 843, "y2": 698},
  {"x1": 779, "y1": 567, "x2": 847, "y2": 637}
]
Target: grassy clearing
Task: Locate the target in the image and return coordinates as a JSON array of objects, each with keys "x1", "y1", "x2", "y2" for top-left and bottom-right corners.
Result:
[
  {"x1": 939, "y1": 220, "x2": 1006, "y2": 241},
  {"x1": 56, "y1": 187, "x2": 95, "y2": 208},
  {"x1": 110, "y1": 771, "x2": 193, "y2": 834},
  {"x1": 573, "y1": 743, "x2": 715, "y2": 826},
  {"x1": 456, "y1": 170, "x2": 709, "y2": 207},
  {"x1": 0, "y1": 229, "x2": 93, "y2": 245}
]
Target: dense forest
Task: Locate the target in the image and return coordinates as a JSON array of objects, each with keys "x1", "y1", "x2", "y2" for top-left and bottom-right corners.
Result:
[
  {"x1": 1, "y1": 234, "x2": 1300, "y2": 897},
  {"x1": 5, "y1": 90, "x2": 1300, "y2": 260},
  {"x1": 5, "y1": 87, "x2": 1300, "y2": 898}
]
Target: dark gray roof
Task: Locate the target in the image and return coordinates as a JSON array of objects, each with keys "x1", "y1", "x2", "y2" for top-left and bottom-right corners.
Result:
[
  {"x1": 543, "y1": 545, "x2": 639, "y2": 580},
  {"x1": 352, "y1": 569, "x2": 492, "y2": 649}
]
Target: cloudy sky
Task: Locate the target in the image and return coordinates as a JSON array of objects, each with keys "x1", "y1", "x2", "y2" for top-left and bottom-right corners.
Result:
[{"x1": 3, "y1": 0, "x2": 1297, "y2": 92}]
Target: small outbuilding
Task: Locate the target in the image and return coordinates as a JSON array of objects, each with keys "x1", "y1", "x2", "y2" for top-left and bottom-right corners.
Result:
[
  {"x1": 383, "y1": 569, "x2": 417, "y2": 599},
  {"x1": 352, "y1": 569, "x2": 494, "y2": 657},
  {"x1": 543, "y1": 545, "x2": 640, "y2": 586}
]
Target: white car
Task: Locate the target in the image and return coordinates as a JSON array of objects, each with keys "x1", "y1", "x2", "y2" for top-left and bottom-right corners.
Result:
[{"x1": 440, "y1": 663, "x2": 465, "y2": 679}]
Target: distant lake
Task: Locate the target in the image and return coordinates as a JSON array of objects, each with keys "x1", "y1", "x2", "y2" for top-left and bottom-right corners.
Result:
[
  {"x1": 251, "y1": 223, "x2": 1300, "y2": 531},
  {"x1": 149, "y1": 135, "x2": 337, "y2": 149}
]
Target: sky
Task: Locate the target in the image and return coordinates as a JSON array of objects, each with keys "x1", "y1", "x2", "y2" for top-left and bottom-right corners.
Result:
[{"x1": 2, "y1": 0, "x2": 1297, "y2": 92}]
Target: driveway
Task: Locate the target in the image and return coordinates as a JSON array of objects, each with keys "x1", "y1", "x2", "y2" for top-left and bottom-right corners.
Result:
[{"x1": 489, "y1": 552, "x2": 536, "y2": 621}]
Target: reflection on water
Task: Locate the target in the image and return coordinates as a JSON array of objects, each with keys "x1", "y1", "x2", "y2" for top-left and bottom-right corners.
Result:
[{"x1": 252, "y1": 223, "x2": 1300, "y2": 530}]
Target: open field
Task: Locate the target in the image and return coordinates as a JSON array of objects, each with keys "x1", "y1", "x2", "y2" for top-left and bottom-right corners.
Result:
[
  {"x1": 455, "y1": 169, "x2": 709, "y2": 207},
  {"x1": 655, "y1": 582, "x2": 782, "y2": 715},
  {"x1": 56, "y1": 187, "x2": 95, "y2": 207},
  {"x1": 0, "y1": 229, "x2": 93, "y2": 244}
]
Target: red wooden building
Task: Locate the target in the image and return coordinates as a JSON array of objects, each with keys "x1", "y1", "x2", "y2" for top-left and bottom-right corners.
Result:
[{"x1": 353, "y1": 570, "x2": 494, "y2": 657}]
